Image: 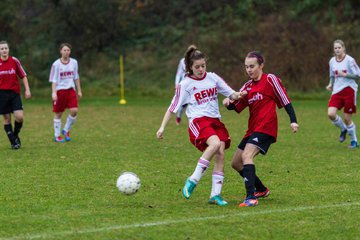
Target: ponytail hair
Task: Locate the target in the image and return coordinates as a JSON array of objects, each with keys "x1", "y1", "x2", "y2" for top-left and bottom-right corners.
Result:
[
  {"x1": 184, "y1": 45, "x2": 206, "y2": 75},
  {"x1": 246, "y1": 51, "x2": 265, "y2": 65}
]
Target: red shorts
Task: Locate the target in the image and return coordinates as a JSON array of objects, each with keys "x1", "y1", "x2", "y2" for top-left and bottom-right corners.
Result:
[
  {"x1": 188, "y1": 116, "x2": 231, "y2": 152},
  {"x1": 53, "y1": 89, "x2": 78, "y2": 113},
  {"x1": 328, "y1": 87, "x2": 357, "y2": 114}
]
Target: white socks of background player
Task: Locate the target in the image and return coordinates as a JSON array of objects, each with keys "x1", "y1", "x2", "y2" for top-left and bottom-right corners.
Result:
[
  {"x1": 189, "y1": 158, "x2": 210, "y2": 183},
  {"x1": 64, "y1": 115, "x2": 76, "y2": 132},
  {"x1": 332, "y1": 115, "x2": 346, "y2": 132},
  {"x1": 211, "y1": 171, "x2": 224, "y2": 198},
  {"x1": 53, "y1": 119, "x2": 61, "y2": 137},
  {"x1": 347, "y1": 122, "x2": 358, "y2": 142}
]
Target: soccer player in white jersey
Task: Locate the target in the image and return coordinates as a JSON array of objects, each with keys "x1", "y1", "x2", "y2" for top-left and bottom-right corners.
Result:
[
  {"x1": 326, "y1": 39, "x2": 360, "y2": 149},
  {"x1": 0, "y1": 40, "x2": 31, "y2": 149},
  {"x1": 156, "y1": 45, "x2": 246, "y2": 206},
  {"x1": 49, "y1": 43, "x2": 82, "y2": 142},
  {"x1": 174, "y1": 57, "x2": 186, "y2": 125}
]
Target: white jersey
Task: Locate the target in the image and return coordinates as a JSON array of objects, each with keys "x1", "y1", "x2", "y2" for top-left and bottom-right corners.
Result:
[
  {"x1": 168, "y1": 72, "x2": 235, "y2": 123},
  {"x1": 49, "y1": 58, "x2": 79, "y2": 90},
  {"x1": 175, "y1": 58, "x2": 186, "y2": 85},
  {"x1": 329, "y1": 54, "x2": 360, "y2": 95}
]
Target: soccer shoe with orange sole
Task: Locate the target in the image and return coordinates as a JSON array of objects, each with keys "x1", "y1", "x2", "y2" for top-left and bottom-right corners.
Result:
[{"x1": 239, "y1": 198, "x2": 258, "y2": 207}]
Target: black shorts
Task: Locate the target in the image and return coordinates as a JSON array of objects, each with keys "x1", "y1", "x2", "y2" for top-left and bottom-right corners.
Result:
[
  {"x1": 238, "y1": 132, "x2": 276, "y2": 155},
  {"x1": 0, "y1": 90, "x2": 23, "y2": 114}
]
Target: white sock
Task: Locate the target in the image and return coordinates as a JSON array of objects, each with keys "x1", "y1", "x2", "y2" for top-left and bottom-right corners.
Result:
[
  {"x1": 54, "y1": 119, "x2": 61, "y2": 137},
  {"x1": 64, "y1": 115, "x2": 76, "y2": 132},
  {"x1": 347, "y1": 123, "x2": 358, "y2": 142},
  {"x1": 211, "y1": 171, "x2": 224, "y2": 198},
  {"x1": 332, "y1": 115, "x2": 346, "y2": 131},
  {"x1": 190, "y1": 158, "x2": 210, "y2": 183}
]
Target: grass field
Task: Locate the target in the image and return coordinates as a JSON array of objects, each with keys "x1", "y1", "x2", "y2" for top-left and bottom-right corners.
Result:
[{"x1": 1, "y1": 97, "x2": 360, "y2": 240}]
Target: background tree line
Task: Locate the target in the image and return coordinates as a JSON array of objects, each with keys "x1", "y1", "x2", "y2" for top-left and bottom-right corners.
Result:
[{"x1": 1, "y1": 0, "x2": 359, "y2": 96}]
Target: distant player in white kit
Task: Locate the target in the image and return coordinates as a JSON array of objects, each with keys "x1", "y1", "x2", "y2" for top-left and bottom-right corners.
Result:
[
  {"x1": 174, "y1": 57, "x2": 186, "y2": 125},
  {"x1": 156, "y1": 45, "x2": 246, "y2": 206},
  {"x1": 49, "y1": 43, "x2": 82, "y2": 142},
  {"x1": 326, "y1": 39, "x2": 360, "y2": 148}
]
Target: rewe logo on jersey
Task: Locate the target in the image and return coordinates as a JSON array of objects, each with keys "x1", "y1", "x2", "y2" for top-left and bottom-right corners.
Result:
[{"x1": 194, "y1": 87, "x2": 218, "y2": 104}]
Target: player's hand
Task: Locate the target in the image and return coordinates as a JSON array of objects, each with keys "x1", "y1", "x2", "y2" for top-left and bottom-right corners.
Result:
[
  {"x1": 156, "y1": 128, "x2": 164, "y2": 139},
  {"x1": 240, "y1": 90, "x2": 248, "y2": 97},
  {"x1": 326, "y1": 84, "x2": 333, "y2": 91},
  {"x1": 77, "y1": 91, "x2": 83, "y2": 98},
  {"x1": 52, "y1": 92, "x2": 57, "y2": 101},
  {"x1": 290, "y1": 123, "x2": 299, "y2": 133},
  {"x1": 222, "y1": 98, "x2": 232, "y2": 107},
  {"x1": 24, "y1": 89, "x2": 31, "y2": 99}
]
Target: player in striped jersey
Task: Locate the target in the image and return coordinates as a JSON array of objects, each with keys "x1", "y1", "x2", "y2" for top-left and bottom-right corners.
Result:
[
  {"x1": 49, "y1": 43, "x2": 82, "y2": 143},
  {"x1": 157, "y1": 45, "x2": 246, "y2": 206},
  {"x1": 326, "y1": 39, "x2": 360, "y2": 149},
  {"x1": 223, "y1": 51, "x2": 299, "y2": 207},
  {"x1": 0, "y1": 40, "x2": 31, "y2": 149}
]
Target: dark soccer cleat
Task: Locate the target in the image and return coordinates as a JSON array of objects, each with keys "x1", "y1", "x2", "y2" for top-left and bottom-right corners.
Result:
[
  {"x1": 176, "y1": 117, "x2": 181, "y2": 125},
  {"x1": 254, "y1": 188, "x2": 270, "y2": 198},
  {"x1": 339, "y1": 129, "x2": 347, "y2": 143},
  {"x1": 348, "y1": 141, "x2": 359, "y2": 149}
]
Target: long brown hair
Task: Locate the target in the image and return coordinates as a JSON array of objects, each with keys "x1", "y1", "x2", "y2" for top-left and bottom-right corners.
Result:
[{"x1": 184, "y1": 45, "x2": 206, "y2": 75}]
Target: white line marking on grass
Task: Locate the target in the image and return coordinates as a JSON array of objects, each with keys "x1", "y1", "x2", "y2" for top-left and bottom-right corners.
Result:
[{"x1": 2, "y1": 201, "x2": 360, "y2": 240}]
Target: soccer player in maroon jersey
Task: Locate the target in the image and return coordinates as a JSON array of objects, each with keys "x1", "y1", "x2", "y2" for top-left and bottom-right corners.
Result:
[
  {"x1": 0, "y1": 41, "x2": 31, "y2": 149},
  {"x1": 326, "y1": 39, "x2": 360, "y2": 149},
  {"x1": 223, "y1": 51, "x2": 299, "y2": 207}
]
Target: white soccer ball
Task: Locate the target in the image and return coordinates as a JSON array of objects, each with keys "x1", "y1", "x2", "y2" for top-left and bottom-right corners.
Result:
[{"x1": 116, "y1": 172, "x2": 141, "y2": 195}]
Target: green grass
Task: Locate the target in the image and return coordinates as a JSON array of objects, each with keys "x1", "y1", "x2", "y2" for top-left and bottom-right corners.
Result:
[{"x1": 1, "y1": 97, "x2": 360, "y2": 240}]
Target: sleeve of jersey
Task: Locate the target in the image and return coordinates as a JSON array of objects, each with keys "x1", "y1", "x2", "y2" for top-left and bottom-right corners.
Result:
[
  {"x1": 329, "y1": 59, "x2": 334, "y2": 77},
  {"x1": 212, "y1": 73, "x2": 235, "y2": 97},
  {"x1": 350, "y1": 59, "x2": 360, "y2": 77},
  {"x1": 74, "y1": 60, "x2": 80, "y2": 80},
  {"x1": 167, "y1": 84, "x2": 186, "y2": 113},
  {"x1": 49, "y1": 64, "x2": 58, "y2": 83},
  {"x1": 268, "y1": 74, "x2": 290, "y2": 108},
  {"x1": 13, "y1": 57, "x2": 27, "y2": 79}
]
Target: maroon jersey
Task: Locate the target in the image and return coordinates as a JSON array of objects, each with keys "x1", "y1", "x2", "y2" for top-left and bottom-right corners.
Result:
[
  {"x1": 233, "y1": 73, "x2": 291, "y2": 140},
  {"x1": 0, "y1": 56, "x2": 27, "y2": 93}
]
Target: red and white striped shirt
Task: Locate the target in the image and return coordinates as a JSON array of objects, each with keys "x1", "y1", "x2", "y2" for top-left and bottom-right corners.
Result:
[
  {"x1": 0, "y1": 56, "x2": 27, "y2": 93},
  {"x1": 233, "y1": 73, "x2": 291, "y2": 140},
  {"x1": 168, "y1": 72, "x2": 235, "y2": 123}
]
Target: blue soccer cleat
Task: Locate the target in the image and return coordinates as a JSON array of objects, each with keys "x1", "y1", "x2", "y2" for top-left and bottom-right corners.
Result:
[
  {"x1": 348, "y1": 141, "x2": 359, "y2": 149},
  {"x1": 239, "y1": 197, "x2": 258, "y2": 207},
  {"x1": 62, "y1": 129, "x2": 71, "y2": 141},
  {"x1": 208, "y1": 195, "x2": 228, "y2": 206},
  {"x1": 182, "y1": 178, "x2": 197, "y2": 199},
  {"x1": 339, "y1": 129, "x2": 347, "y2": 143}
]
